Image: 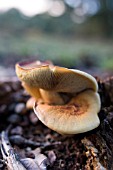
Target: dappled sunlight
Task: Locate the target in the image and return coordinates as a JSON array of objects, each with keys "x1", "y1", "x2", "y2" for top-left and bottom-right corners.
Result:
[
  {"x1": 0, "y1": 0, "x2": 51, "y2": 16},
  {"x1": 48, "y1": 0, "x2": 66, "y2": 17},
  {"x1": 0, "y1": 0, "x2": 100, "y2": 18}
]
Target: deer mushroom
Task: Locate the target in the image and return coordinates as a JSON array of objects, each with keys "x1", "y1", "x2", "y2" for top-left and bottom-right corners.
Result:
[{"x1": 15, "y1": 60, "x2": 101, "y2": 135}]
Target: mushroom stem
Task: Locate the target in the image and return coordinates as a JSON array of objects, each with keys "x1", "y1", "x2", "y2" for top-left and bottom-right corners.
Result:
[
  {"x1": 39, "y1": 89, "x2": 65, "y2": 105},
  {"x1": 22, "y1": 82, "x2": 41, "y2": 100}
]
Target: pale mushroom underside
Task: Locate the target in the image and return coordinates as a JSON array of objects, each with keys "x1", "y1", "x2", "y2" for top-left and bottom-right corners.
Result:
[{"x1": 34, "y1": 90, "x2": 101, "y2": 135}]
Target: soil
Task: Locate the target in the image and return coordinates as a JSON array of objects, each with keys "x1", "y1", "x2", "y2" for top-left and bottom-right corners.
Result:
[{"x1": 0, "y1": 75, "x2": 113, "y2": 170}]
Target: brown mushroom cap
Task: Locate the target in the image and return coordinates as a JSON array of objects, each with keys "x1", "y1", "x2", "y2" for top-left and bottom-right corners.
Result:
[
  {"x1": 34, "y1": 90, "x2": 100, "y2": 135},
  {"x1": 16, "y1": 61, "x2": 98, "y2": 94}
]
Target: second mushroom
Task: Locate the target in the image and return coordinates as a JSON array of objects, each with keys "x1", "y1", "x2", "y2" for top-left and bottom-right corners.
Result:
[{"x1": 16, "y1": 61, "x2": 101, "y2": 135}]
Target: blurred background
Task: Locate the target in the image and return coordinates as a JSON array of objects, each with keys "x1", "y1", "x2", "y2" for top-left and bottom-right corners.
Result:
[{"x1": 0, "y1": 0, "x2": 113, "y2": 77}]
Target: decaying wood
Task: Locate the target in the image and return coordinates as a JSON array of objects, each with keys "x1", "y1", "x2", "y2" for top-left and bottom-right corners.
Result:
[{"x1": 82, "y1": 138, "x2": 106, "y2": 170}]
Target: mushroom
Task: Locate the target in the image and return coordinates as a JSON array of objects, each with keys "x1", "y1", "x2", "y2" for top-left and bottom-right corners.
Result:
[
  {"x1": 26, "y1": 97, "x2": 36, "y2": 109},
  {"x1": 15, "y1": 60, "x2": 101, "y2": 135}
]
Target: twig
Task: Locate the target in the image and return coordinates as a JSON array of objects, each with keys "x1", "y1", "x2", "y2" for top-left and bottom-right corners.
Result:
[
  {"x1": 1, "y1": 131, "x2": 26, "y2": 170},
  {"x1": 9, "y1": 135, "x2": 61, "y2": 149},
  {"x1": 9, "y1": 135, "x2": 41, "y2": 147}
]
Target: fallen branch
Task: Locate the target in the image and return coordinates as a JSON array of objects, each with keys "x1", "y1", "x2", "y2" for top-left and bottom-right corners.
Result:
[
  {"x1": 0, "y1": 130, "x2": 49, "y2": 170},
  {"x1": 1, "y1": 131, "x2": 26, "y2": 170}
]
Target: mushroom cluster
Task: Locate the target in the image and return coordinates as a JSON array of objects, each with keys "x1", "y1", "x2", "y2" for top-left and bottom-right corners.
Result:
[{"x1": 15, "y1": 60, "x2": 101, "y2": 135}]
